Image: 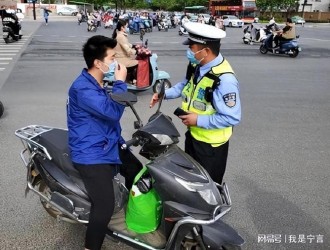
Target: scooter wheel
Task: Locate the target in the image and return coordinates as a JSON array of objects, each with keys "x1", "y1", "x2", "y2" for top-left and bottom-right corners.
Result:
[
  {"x1": 179, "y1": 31, "x2": 183, "y2": 36},
  {"x1": 243, "y1": 40, "x2": 249, "y2": 44},
  {"x1": 4, "y1": 38, "x2": 9, "y2": 44},
  {"x1": 153, "y1": 79, "x2": 172, "y2": 94},
  {"x1": 0, "y1": 101, "x2": 4, "y2": 118},
  {"x1": 259, "y1": 45, "x2": 268, "y2": 54},
  {"x1": 289, "y1": 49, "x2": 299, "y2": 58}
]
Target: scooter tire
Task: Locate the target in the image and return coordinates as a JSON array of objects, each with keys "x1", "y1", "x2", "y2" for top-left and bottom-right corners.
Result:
[
  {"x1": 259, "y1": 45, "x2": 268, "y2": 54},
  {"x1": 153, "y1": 79, "x2": 171, "y2": 94},
  {"x1": 0, "y1": 101, "x2": 4, "y2": 118},
  {"x1": 243, "y1": 40, "x2": 249, "y2": 44},
  {"x1": 289, "y1": 49, "x2": 299, "y2": 58},
  {"x1": 179, "y1": 31, "x2": 183, "y2": 36},
  {"x1": 4, "y1": 38, "x2": 9, "y2": 44},
  {"x1": 19, "y1": 35, "x2": 22, "y2": 39}
]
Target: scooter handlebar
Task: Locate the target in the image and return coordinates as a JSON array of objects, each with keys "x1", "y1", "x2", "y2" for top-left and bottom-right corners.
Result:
[{"x1": 125, "y1": 137, "x2": 140, "y2": 148}]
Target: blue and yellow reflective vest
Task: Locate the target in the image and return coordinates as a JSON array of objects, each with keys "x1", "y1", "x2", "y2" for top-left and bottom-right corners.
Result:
[{"x1": 181, "y1": 59, "x2": 235, "y2": 146}]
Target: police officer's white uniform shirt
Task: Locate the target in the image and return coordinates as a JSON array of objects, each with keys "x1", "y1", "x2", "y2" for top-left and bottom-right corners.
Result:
[{"x1": 165, "y1": 53, "x2": 241, "y2": 129}]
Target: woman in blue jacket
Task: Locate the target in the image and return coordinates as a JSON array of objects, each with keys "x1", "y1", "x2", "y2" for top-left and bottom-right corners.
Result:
[{"x1": 67, "y1": 35, "x2": 142, "y2": 250}]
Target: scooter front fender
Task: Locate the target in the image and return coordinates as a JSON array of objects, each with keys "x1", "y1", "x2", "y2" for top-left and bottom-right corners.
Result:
[
  {"x1": 202, "y1": 220, "x2": 244, "y2": 248},
  {"x1": 157, "y1": 70, "x2": 170, "y2": 80}
]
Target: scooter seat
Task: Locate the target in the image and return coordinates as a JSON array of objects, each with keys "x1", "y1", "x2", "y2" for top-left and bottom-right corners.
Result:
[{"x1": 35, "y1": 129, "x2": 88, "y2": 195}]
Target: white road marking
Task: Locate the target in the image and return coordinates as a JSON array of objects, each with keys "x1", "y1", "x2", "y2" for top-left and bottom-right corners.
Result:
[{"x1": 0, "y1": 58, "x2": 13, "y2": 60}]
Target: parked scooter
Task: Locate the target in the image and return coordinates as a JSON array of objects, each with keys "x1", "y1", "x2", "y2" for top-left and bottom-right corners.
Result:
[
  {"x1": 128, "y1": 19, "x2": 146, "y2": 37},
  {"x1": 242, "y1": 23, "x2": 268, "y2": 45},
  {"x1": 2, "y1": 14, "x2": 22, "y2": 43},
  {"x1": 0, "y1": 101, "x2": 4, "y2": 118},
  {"x1": 142, "y1": 18, "x2": 153, "y2": 32},
  {"x1": 178, "y1": 25, "x2": 188, "y2": 36},
  {"x1": 157, "y1": 18, "x2": 169, "y2": 32},
  {"x1": 15, "y1": 87, "x2": 244, "y2": 250},
  {"x1": 259, "y1": 34, "x2": 301, "y2": 58},
  {"x1": 104, "y1": 39, "x2": 171, "y2": 93},
  {"x1": 87, "y1": 19, "x2": 97, "y2": 32}
]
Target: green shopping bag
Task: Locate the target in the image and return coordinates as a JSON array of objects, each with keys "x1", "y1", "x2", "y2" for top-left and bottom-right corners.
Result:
[{"x1": 125, "y1": 166, "x2": 162, "y2": 233}]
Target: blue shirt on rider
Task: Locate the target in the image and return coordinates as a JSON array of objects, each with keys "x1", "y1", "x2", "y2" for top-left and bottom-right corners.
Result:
[
  {"x1": 67, "y1": 69, "x2": 127, "y2": 165},
  {"x1": 165, "y1": 53, "x2": 241, "y2": 129}
]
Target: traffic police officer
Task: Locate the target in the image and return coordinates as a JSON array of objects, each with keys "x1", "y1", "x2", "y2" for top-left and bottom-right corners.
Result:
[{"x1": 150, "y1": 22, "x2": 241, "y2": 184}]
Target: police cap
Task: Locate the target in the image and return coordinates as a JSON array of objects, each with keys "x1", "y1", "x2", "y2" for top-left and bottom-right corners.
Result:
[{"x1": 182, "y1": 22, "x2": 226, "y2": 45}]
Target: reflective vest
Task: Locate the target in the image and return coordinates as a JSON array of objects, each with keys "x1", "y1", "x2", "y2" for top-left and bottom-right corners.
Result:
[{"x1": 181, "y1": 59, "x2": 234, "y2": 146}]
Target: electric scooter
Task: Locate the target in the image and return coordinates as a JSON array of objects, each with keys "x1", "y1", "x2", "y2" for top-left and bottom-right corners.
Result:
[
  {"x1": 128, "y1": 19, "x2": 146, "y2": 37},
  {"x1": 178, "y1": 25, "x2": 188, "y2": 36},
  {"x1": 242, "y1": 23, "x2": 268, "y2": 45},
  {"x1": 104, "y1": 39, "x2": 171, "y2": 93},
  {"x1": 259, "y1": 34, "x2": 301, "y2": 58},
  {"x1": 2, "y1": 17, "x2": 22, "y2": 43},
  {"x1": 15, "y1": 86, "x2": 244, "y2": 250}
]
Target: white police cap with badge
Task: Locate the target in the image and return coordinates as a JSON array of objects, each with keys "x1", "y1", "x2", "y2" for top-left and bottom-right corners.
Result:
[{"x1": 182, "y1": 22, "x2": 226, "y2": 45}]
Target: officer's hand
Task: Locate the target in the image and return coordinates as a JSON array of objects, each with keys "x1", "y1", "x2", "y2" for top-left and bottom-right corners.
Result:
[
  {"x1": 180, "y1": 113, "x2": 197, "y2": 127},
  {"x1": 149, "y1": 93, "x2": 159, "y2": 108},
  {"x1": 114, "y1": 63, "x2": 127, "y2": 82}
]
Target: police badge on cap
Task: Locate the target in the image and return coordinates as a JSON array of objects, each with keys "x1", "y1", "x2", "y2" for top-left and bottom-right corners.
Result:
[{"x1": 183, "y1": 22, "x2": 226, "y2": 45}]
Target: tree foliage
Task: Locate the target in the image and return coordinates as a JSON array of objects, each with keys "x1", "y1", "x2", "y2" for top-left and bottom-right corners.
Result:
[{"x1": 256, "y1": 0, "x2": 297, "y2": 12}]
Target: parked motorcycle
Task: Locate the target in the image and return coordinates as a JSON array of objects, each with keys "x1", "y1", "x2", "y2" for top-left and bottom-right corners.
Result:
[
  {"x1": 178, "y1": 25, "x2": 188, "y2": 36},
  {"x1": 0, "y1": 101, "x2": 4, "y2": 118},
  {"x1": 157, "y1": 18, "x2": 169, "y2": 32},
  {"x1": 2, "y1": 17, "x2": 22, "y2": 43},
  {"x1": 242, "y1": 23, "x2": 269, "y2": 45},
  {"x1": 142, "y1": 18, "x2": 153, "y2": 32},
  {"x1": 104, "y1": 39, "x2": 171, "y2": 93},
  {"x1": 87, "y1": 19, "x2": 97, "y2": 32},
  {"x1": 128, "y1": 19, "x2": 146, "y2": 37},
  {"x1": 259, "y1": 34, "x2": 301, "y2": 58},
  {"x1": 15, "y1": 87, "x2": 244, "y2": 250}
]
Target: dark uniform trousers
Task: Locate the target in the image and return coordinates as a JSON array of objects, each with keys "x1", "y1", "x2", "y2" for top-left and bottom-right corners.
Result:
[{"x1": 185, "y1": 131, "x2": 229, "y2": 185}]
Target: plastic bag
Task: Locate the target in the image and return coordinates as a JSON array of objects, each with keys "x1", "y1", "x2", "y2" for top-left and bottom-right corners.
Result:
[{"x1": 125, "y1": 166, "x2": 162, "y2": 233}]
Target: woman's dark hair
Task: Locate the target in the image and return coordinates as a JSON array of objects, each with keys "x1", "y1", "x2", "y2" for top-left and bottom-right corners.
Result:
[
  {"x1": 82, "y1": 35, "x2": 117, "y2": 69},
  {"x1": 112, "y1": 19, "x2": 127, "y2": 39}
]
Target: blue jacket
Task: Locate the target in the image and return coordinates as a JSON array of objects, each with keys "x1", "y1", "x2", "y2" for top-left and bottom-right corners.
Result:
[{"x1": 67, "y1": 69, "x2": 127, "y2": 165}]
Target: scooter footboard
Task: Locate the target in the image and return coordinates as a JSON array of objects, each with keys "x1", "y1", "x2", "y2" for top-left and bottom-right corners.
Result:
[{"x1": 202, "y1": 220, "x2": 244, "y2": 248}]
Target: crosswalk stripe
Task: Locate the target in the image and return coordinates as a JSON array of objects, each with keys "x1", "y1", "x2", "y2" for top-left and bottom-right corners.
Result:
[{"x1": 0, "y1": 58, "x2": 13, "y2": 60}]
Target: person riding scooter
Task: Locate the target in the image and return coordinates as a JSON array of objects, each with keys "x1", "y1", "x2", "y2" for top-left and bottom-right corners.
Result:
[
  {"x1": 273, "y1": 18, "x2": 296, "y2": 48},
  {"x1": 112, "y1": 20, "x2": 139, "y2": 84},
  {"x1": 2, "y1": 9, "x2": 20, "y2": 40}
]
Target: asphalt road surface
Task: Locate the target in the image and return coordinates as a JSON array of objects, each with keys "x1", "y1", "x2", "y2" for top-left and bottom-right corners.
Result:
[{"x1": 0, "y1": 17, "x2": 329, "y2": 250}]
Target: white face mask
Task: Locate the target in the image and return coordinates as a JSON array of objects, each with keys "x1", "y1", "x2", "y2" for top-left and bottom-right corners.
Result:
[{"x1": 100, "y1": 60, "x2": 117, "y2": 78}]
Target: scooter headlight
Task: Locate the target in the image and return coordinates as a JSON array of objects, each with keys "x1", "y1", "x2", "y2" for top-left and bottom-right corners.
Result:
[{"x1": 174, "y1": 177, "x2": 218, "y2": 205}]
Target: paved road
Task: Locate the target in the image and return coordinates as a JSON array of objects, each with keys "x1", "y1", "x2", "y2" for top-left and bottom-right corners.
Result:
[{"x1": 0, "y1": 17, "x2": 329, "y2": 250}]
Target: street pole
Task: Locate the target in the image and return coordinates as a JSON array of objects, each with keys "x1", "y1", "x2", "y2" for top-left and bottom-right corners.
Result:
[{"x1": 33, "y1": 0, "x2": 36, "y2": 20}]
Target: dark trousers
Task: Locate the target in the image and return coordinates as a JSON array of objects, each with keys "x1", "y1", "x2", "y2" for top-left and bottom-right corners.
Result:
[
  {"x1": 185, "y1": 131, "x2": 229, "y2": 185},
  {"x1": 273, "y1": 35, "x2": 292, "y2": 47},
  {"x1": 74, "y1": 147, "x2": 142, "y2": 250}
]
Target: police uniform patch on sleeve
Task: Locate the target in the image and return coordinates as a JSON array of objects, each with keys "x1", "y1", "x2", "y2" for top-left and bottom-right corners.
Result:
[{"x1": 223, "y1": 93, "x2": 236, "y2": 107}]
